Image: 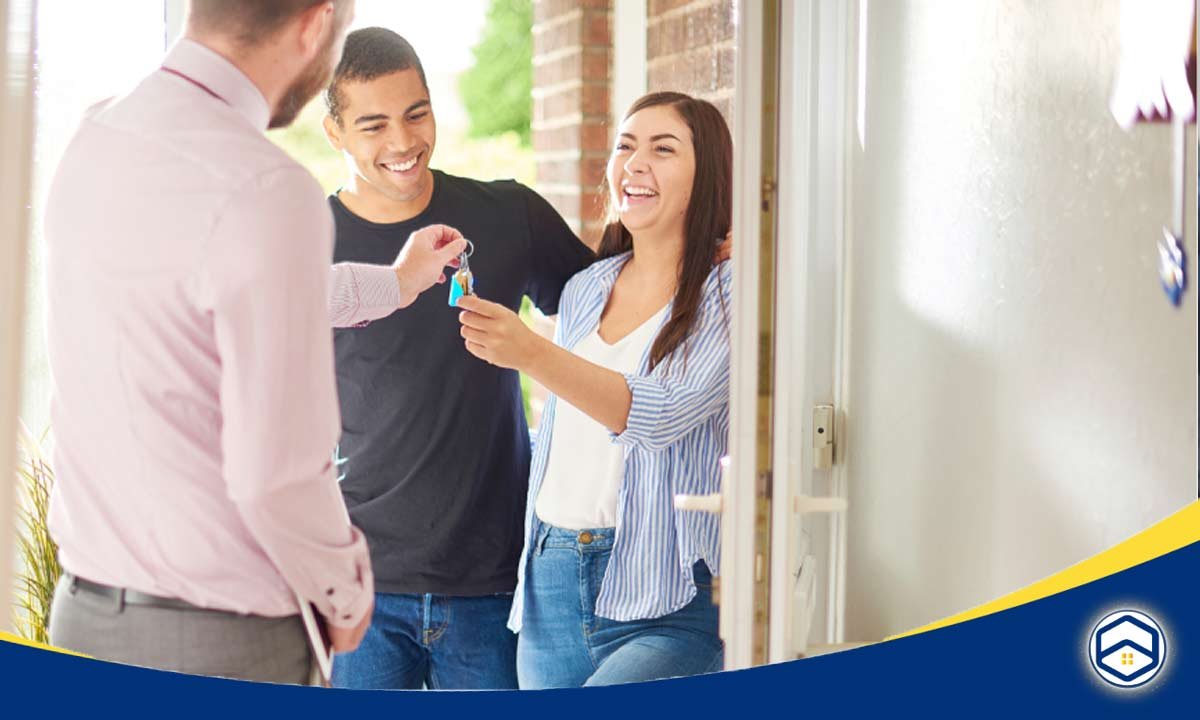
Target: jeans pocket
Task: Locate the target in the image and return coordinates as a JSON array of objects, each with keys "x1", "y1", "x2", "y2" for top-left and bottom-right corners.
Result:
[{"x1": 705, "y1": 645, "x2": 725, "y2": 674}]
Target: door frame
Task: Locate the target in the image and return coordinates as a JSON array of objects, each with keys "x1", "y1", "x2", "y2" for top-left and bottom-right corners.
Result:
[
  {"x1": 0, "y1": 0, "x2": 39, "y2": 635},
  {"x1": 723, "y1": 0, "x2": 773, "y2": 670}
]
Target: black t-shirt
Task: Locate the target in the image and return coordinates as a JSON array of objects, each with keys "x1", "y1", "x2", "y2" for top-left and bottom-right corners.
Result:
[{"x1": 330, "y1": 170, "x2": 595, "y2": 595}]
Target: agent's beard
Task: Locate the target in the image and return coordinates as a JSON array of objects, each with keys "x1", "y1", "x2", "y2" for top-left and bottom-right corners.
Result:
[{"x1": 269, "y1": 44, "x2": 335, "y2": 129}]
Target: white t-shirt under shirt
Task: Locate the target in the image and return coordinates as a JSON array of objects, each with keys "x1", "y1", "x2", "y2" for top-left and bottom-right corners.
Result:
[{"x1": 535, "y1": 305, "x2": 670, "y2": 530}]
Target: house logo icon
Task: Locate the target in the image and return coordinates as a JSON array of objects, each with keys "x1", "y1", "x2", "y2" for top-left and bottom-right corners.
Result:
[{"x1": 1088, "y1": 610, "x2": 1166, "y2": 688}]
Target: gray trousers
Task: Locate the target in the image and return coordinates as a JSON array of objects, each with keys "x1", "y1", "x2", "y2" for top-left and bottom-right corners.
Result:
[{"x1": 48, "y1": 576, "x2": 313, "y2": 684}]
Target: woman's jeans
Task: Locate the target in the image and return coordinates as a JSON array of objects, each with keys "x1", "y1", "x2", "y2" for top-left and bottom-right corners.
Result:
[{"x1": 517, "y1": 519, "x2": 724, "y2": 688}]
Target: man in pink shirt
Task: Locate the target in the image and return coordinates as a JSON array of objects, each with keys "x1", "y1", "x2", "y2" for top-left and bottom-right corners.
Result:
[{"x1": 43, "y1": 0, "x2": 465, "y2": 683}]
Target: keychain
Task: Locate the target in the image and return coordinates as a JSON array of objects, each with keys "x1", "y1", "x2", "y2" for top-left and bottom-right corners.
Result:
[
  {"x1": 1157, "y1": 120, "x2": 1188, "y2": 308},
  {"x1": 448, "y1": 239, "x2": 475, "y2": 306},
  {"x1": 1158, "y1": 227, "x2": 1187, "y2": 307}
]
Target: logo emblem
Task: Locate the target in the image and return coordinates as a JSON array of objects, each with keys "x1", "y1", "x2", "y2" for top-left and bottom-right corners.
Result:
[{"x1": 1088, "y1": 610, "x2": 1166, "y2": 688}]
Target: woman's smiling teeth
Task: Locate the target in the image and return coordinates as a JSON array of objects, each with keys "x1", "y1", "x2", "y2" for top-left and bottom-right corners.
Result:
[{"x1": 622, "y1": 183, "x2": 659, "y2": 209}]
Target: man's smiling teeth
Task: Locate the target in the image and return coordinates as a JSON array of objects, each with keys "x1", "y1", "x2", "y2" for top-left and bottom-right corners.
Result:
[
  {"x1": 383, "y1": 156, "x2": 419, "y2": 173},
  {"x1": 624, "y1": 186, "x2": 658, "y2": 197}
]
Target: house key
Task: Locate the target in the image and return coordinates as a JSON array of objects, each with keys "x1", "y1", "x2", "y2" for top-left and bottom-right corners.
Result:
[{"x1": 448, "y1": 239, "x2": 475, "y2": 306}]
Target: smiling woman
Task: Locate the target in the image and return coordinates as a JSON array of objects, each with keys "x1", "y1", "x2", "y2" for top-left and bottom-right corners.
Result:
[
  {"x1": 599, "y1": 94, "x2": 732, "y2": 372},
  {"x1": 454, "y1": 91, "x2": 735, "y2": 688}
]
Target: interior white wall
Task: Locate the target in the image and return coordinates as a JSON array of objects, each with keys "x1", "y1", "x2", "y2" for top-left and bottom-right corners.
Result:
[{"x1": 843, "y1": 0, "x2": 1198, "y2": 641}]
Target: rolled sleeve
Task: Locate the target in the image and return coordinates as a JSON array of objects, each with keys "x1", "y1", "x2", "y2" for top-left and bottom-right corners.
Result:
[
  {"x1": 613, "y1": 369, "x2": 728, "y2": 452},
  {"x1": 617, "y1": 373, "x2": 671, "y2": 448},
  {"x1": 611, "y1": 262, "x2": 732, "y2": 452},
  {"x1": 205, "y1": 165, "x2": 373, "y2": 627}
]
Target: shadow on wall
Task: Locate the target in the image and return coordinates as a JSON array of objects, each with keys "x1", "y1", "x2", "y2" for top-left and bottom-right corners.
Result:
[{"x1": 842, "y1": 0, "x2": 1197, "y2": 642}]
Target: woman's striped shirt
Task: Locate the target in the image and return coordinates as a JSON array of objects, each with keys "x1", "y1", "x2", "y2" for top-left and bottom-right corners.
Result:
[{"x1": 508, "y1": 252, "x2": 731, "y2": 630}]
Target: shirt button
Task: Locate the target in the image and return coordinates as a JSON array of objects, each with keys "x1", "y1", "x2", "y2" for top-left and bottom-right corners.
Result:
[{"x1": 578, "y1": 531, "x2": 593, "y2": 545}]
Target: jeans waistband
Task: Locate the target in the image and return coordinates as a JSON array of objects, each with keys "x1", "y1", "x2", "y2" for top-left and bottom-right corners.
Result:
[{"x1": 534, "y1": 517, "x2": 616, "y2": 553}]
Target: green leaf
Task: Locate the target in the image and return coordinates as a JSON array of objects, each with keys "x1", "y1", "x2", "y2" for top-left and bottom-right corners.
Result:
[{"x1": 10, "y1": 435, "x2": 61, "y2": 643}]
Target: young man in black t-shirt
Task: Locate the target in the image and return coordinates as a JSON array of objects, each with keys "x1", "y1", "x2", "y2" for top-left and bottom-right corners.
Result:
[{"x1": 319, "y1": 28, "x2": 595, "y2": 690}]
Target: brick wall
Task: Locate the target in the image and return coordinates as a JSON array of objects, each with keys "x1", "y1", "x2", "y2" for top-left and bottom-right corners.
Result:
[
  {"x1": 646, "y1": 0, "x2": 736, "y2": 121},
  {"x1": 531, "y1": 0, "x2": 737, "y2": 249},
  {"x1": 532, "y1": 0, "x2": 614, "y2": 250}
]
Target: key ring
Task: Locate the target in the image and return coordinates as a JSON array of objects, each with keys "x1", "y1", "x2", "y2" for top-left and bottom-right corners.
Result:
[{"x1": 457, "y1": 239, "x2": 475, "y2": 272}]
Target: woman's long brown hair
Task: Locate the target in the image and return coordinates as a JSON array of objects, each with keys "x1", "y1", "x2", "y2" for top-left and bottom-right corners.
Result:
[{"x1": 597, "y1": 92, "x2": 733, "y2": 372}]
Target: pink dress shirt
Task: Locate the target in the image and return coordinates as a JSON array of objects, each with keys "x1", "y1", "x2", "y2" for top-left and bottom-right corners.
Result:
[
  {"x1": 329, "y1": 262, "x2": 403, "y2": 328},
  {"x1": 44, "y1": 39, "x2": 386, "y2": 628}
]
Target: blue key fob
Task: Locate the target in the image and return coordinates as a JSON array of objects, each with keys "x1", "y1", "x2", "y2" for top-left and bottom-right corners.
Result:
[
  {"x1": 449, "y1": 240, "x2": 476, "y2": 306},
  {"x1": 449, "y1": 269, "x2": 474, "y2": 306}
]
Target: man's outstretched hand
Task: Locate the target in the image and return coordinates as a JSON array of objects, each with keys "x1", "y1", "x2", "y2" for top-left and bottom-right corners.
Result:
[{"x1": 393, "y1": 224, "x2": 468, "y2": 308}]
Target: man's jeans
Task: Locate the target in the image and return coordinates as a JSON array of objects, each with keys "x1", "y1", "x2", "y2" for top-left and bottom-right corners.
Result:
[
  {"x1": 516, "y1": 520, "x2": 724, "y2": 688},
  {"x1": 331, "y1": 592, "x2": 517, "y2": 689}
]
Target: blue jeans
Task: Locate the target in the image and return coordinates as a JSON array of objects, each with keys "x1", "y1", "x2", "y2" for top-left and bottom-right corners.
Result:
[
  {"x1": 516, "y1": 520, "x2": 724, "y2": 688},
  {"x1": 331, "y1": 592, "x2": 517, "y2": 689}
]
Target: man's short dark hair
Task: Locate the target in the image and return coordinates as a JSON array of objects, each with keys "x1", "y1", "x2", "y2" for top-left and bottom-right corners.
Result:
[
  {"x1": 189, "y1": 0, "x2": 340, "y2": 47},
  {"x1": 325, "y1": 27, "x2": 429, "y2": 124}
]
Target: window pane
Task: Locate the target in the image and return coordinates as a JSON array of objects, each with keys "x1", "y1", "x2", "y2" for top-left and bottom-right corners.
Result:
[{"x1": 21, "y1": 3, "x2": 166, "y2": 441}]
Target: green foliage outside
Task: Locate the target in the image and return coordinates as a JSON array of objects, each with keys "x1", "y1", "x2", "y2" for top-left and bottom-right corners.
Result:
[
  {"x1": 518, "y1": 297, "x2": 536, "y2": 421},
  {"x1": 458, "y1": 0, "x2": 533, "y2": 146}
]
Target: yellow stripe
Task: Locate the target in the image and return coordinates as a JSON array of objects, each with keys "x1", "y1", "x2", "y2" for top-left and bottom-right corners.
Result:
[
  {"x1": 0, "y1": 631, "x2": 87, "y2": 657},
  {"x1": 890, "y1": 500, "x2": 1200, "y2": 640}
]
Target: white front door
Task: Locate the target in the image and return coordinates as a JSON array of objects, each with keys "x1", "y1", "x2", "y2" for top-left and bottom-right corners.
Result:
[
  {"x1": 768, "y1": 0, "x2": 857, "y2": 657},
  {"x1": 714, "y1": 0, "x2": 858, "y2": 666}
]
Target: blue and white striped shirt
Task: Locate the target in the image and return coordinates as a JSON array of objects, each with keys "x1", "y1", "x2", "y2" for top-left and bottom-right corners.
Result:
[{"x1": 509, "y1": 252, "x2": 732, "y2": 630}]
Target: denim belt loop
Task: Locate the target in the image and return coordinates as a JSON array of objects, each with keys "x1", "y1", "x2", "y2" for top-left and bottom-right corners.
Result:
[{"x1": 535, "y1": 519, "x2": 550, "y2": 556}]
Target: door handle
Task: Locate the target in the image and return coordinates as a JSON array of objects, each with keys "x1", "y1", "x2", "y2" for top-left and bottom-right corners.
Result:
[
  {"x1": 674, "y1": 493, "x2": 723, "y2": 514},
  {"x1": 793, "y1": 495, "x2": 848, "y2": 514},
  {"x1": 674, "y1": 455, "x2": 731, "y2": 514}
]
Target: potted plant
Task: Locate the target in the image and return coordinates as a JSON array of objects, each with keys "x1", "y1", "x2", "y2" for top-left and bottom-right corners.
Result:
[{"x1": 12, "y1": 421, "x2": 61, "y2": 645}]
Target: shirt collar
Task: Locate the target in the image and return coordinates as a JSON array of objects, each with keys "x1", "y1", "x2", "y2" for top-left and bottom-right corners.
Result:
[
  {"x1": 591, "y1": 252, "x2": 633, "y2": 297},
  {"x1": 162, "y1": 38, "x2": 272, "y2": 131}
]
